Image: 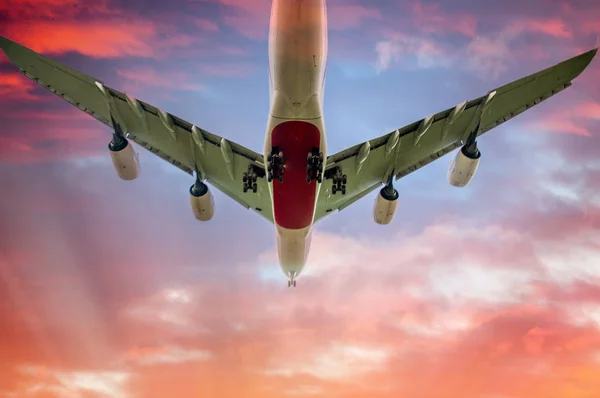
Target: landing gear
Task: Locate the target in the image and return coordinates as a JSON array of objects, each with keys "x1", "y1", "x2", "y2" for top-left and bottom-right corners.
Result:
[
  {"x1": 267, "y1": 146, "x2": 285, "y2": 183},
  {"x1": 306, "y1": 147, "x2": 324, "y2": 183},
  {"x1": 331, "y1": 168, "x2": 347, "y2": 195},
  {"x1": 242, "y1": 165, "x2": 258, "y2": 193},
  {"x1": 287, "y1": 271, "x2": 297, "y2": 287}
]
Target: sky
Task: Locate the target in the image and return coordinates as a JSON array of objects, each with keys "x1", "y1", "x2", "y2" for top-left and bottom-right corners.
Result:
[{"x1": 1, "y1": 0, "x2": 600, "y2": 397}]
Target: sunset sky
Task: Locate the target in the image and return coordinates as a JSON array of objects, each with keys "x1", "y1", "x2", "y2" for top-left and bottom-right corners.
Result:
[{"x1": 1, "y1": 0, "x2": 600, "y2": 397}]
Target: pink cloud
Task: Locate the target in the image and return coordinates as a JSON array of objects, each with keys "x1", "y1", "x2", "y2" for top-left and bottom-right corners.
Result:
[
  {"x1": 327, "y1": 4, "x2": 382, "y2": 30},
  {"x1": 525, "y1": 101, "x2": 600, "y2": 137},
  {"x1": 116, "y1": 67, "x2": 205, "y2": 92},
  {"x1": 408, "y1": 0, "x2": 478, "y2": 38},
  {"x1": 528, "y1": 18, "x2": 573, "y2": 38}
]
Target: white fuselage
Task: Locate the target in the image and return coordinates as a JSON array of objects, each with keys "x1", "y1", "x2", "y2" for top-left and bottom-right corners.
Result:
[{"x1": 263, "y1": 0, "x2": 328, "y2": 280}]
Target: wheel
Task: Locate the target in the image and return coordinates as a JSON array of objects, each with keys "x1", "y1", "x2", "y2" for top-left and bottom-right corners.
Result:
[
  {"x1": 243, "y1": 185, "x2": 248, "y2": 192},
  {"x1": 332, "y1": 185, "x2": 337, "y2": 194},
  {"x1": 341, "y1": 185, "x2": 346, "y2": 195},
  {"x1": 252, "y1": 183, "x2": 257, "y2": 193},
  {"x1": 242, "y1": 173, "x2": 247, "y2": 182},
  {"x1": 342, "y1": 175, "x2": 347, "y2": 184}
]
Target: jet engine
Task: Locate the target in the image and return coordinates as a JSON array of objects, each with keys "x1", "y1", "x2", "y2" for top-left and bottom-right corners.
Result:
[
  {"x1": 189, "y1": 180, "x2": 215, "y2": 221},
  {"x1": 373, "y1": 183, "x2": 399, "y2": 225},
  {"x1": 448, "y1": 144, "x2": 480, "y2": 188},
  {"x1": 108, "y1": 138, "x2": 140, "y2": 180}
]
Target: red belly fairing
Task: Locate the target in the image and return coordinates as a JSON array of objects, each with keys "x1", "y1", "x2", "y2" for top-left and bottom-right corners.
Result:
[{"x1": 271, "y1": 120, "x2": 321, "y2": 230}]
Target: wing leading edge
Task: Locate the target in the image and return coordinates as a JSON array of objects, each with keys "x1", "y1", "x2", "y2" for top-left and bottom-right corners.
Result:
[
  {"x1": 314, "y1": 48, "x2": 598, "y2": 223},
  {"x1": 0, "y1": 36, "x2": 274, "y2": 222}
]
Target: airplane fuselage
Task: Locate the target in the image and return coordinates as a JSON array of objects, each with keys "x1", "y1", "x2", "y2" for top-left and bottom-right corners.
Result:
[{"x1": 264, "y1": 0, "x2": 328, "y2": 282}]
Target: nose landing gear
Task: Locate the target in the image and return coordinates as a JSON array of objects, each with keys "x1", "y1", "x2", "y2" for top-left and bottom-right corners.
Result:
[
  {"x1": 267, "y1": 147, "x2": 285, "y2": 183},
  {"x1": 306, "y1": 147, "x2": 324, "y2": 183},
  {"x1": 287, "y1": 272, "x2": 297, "y2": 287}
]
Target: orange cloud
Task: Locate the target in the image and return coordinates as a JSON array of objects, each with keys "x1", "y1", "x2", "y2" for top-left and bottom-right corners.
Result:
[
  {"x1": 0, "y1": 0, "x2": 199, "y2": 60},
  {"x1": 2, "y1": 186, "x2": 600, "y2": 397},
  {"x1": 0, "y1": 71, "x2": 43, "y2": 101},
  {"x1": 2, "y1": 21, "x2": 197, "y2": 59}
]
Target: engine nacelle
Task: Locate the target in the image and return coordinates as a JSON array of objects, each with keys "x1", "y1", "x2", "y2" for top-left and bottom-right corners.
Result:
[
  {"x1": 108, "y1": 139, "x2": 140, "y2": 180},
  {"x1": 189, "y1": 183, "x2": 215, "y2": 221},
  {"x1": 448, "y1": 145, "x2": 480, "y2": 188},
  {"x1": 373, "y1": 186, "x2": 399, "y2": 225}
]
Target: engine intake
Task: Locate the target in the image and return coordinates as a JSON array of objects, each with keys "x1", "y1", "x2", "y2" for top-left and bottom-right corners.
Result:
[
  {"x1": 448, "y1": 144, "x2": 480, "y2": 188},
  {"x1": 189, "y1": 182, "x2": 215, "y2": 221},
  {"x1": 108, "y1": 138, "x2": 140, "y2": 180},
  {"x1": 373, "y1": 184, "x2": 398, "y2": 225}
]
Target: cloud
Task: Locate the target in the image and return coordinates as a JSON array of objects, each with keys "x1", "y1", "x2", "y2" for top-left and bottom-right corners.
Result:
[
  {"x1": 465, "y1": 19, "x2": 574, "y2": 79},
  {"x1": 3, "y1": 21, "x2": 198, "y2": 59},
  {"x1": 525, "y1": 101, "x2": 600, "y2": 136},
  {"x1": 1, "y1": 1, "x2": 600, "y2": 397},
  {"x1": 116, "y1": 67, "x2": 205, "y2": 93},
  {"x1": 375, "y1": 33, "x2": 448, "y2": 73},
  {"x1": 265, "y1": 343, "x2": 391, "y2": 381},
  {"x1": 0, "y1": 72, "x2": 43, "y2": 101},
  {"x1": 125, "y1": 345, "x2": 213, "y2": 365},
  {"x1": 327, "y1": 5, "x2": 382, "y2": 30},
  {"x1": 0, "y1": 0, "x2": 199, "y2": 60},
  {"x1": 408, "y1": 0, "x2": 478, "y2": 38},
  {"x1": 373, "y1": 1, "x2": 578, "y2": 78},
  {"x1": 9, "y1": 366, "x2": 131, "y2": 398}
]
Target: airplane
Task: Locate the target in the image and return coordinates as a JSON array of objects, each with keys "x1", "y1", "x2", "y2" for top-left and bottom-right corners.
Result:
[{"x1": 0, "y1": 0, "x2": 597, "y2": 287}]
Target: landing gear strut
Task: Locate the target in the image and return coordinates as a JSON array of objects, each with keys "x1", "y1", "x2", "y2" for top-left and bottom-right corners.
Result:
[
  {"x1": 108, "y1": 116, "x2": 127, "y2": 152},
  {"x1": 331, "y1": 168, "x2": 347, "y2": 195},
  {"x1": 462, "y1": 126, "x2": 481, "y2": 159},
  {"x1": 242, "y1": 164, "x2": 258, "y2": 193},
  {"x1": 306, "y1": 147, "x2": 324, "y2": 183},
  {"x1": 267, "y1": 147, "x2": 285, "y2": 183}
]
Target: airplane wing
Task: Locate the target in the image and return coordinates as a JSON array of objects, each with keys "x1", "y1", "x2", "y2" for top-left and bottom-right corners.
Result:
[
  {"x1": 314, "y1": 48, "x2": 597, "y2": 223},
  {"x1": 0, "y1": 36, "x2": 274, "y2": 223}
]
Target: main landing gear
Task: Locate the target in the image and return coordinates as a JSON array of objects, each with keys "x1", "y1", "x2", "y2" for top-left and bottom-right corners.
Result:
[
  {"x1": 267, "y1": 147, "x2": 285, "y2": 183},
  {"x1": 331, "y1": 168, "x2": 347, "y2": 195},
  {"x1": 306, "y1": 147, "x2": 324, "y2": 183},
  {"x1": 242, "y1": 164, "x2": 258, "y2": 193}
]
